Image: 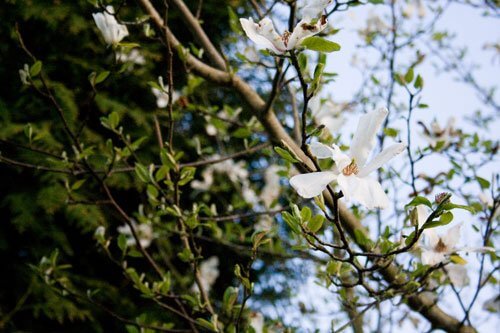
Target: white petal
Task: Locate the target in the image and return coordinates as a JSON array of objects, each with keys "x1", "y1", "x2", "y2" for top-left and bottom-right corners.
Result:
[
  {"x1": 286, "y1": 18, "x2": 328, "y2": 50},
  {"x1": 289, "y1": 171, "x2": 337, "y2": 198},
  {"x1": 441, "y1": 223, "x2": 462, "y2": 249},
  {"x1": 423, "y1": 228, "x2": 439, "y2": 249},
  {"x1": 308, "y1": 94, "x2": 321, "y2": 115},
  {"x1": 422, "y1": 250, "x2": 446, "y2": 265},
  {"x1": 240, "y1": 17, "x2": 285, "y2": 54},
  {"x1": 446, "y1": 265, "x2": 469, "y2": 287},
  {"x1": 321, "y1": 115, "x2": 345, "y2": 135},
  {"x1": 337, "y1": 174, "x2": 390, "y2": 209},
  {"x1": 329, "y1": 144, "x2": 352, "y2": 170},
  {"x1": 309, "y1": 142, "x2": 335, "y2": 159},
  {"x1": 350, "y1": 108, "x2": 388, "y2": 167},
  {"x1": 358, "y1": 143, "x2": 406, "y2": 177},
  {"x1": 416, "y1": 204, "x2": 431, "y2": 228},
  {"x1": 301, "y1": 0, "x2": 332, "y2": 21}
]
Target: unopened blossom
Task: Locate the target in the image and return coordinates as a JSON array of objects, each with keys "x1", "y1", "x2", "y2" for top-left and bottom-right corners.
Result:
[
  {"x1": 240, "y1": 1, "x2": 329, "y2": 55},
  {"x1": 419, "y1": 117, "x2": 457, "y2": 148},
  {"x1": 290, "y1": 108, "x2": 406, "y2": 209},
  {"x1": 308, "y1": 95, "x2": 347, "y2": 136},
  {"x1": 191, "y1": 256, "x2": 219, "y2": 294},
  {"x1": 117, "y1": 220, "x2": 154, "y2": 249},
  {"x1": 420, "y1": 223, "x2": 494, "y2": 265},
  {"x1": 478, "y1": 191, "x2": 499, "y2": 219},
  {"x1": 19, "y1": 64, "x2": 30, "y2": 85},
  {"x1": 92, "y1": 6, "x2": 129, "y2": 46}
]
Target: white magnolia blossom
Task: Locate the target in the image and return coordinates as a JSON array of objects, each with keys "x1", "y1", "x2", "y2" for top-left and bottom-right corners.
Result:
[
  {"x1": 260, "y1": 165, "x2": 283, "y2": 208},
  {"x1": 309, "y1": 94, "x2": 347, "y2": 136},
  {"x1": 116, "y1": 49, "x2": 146, "y2": 65},
  {"x1": 445, "y1": 264, "x2": 469, "y2": 287},
  {"x1": 249, "y1": 312, "x2": 264, "y2": 333},
  {"x1": 290, "y1": 108, "x2": 406, "y2": 209},
  {"x1": 92, "y1": 6, "x2": 129, "y2": 46},
  {"x1": 402, "y1": 0, "x2": 426, "y2": 18},
  {"x1": 300, "y1": 0, "x2": 332, "y2": 20},
  {"x1": 420, "y1": 223, "x2": 494, "y2": 266},
  {"x1": 191, "y1": 156, "x2": 249, "y2": 190},
  {"x1": 117, "y1": 220, "x2": 154, "y2": 249},
  {"x1": 254, "y1": 215, "x2": 274, "y2": 232},
  {"x1": 240, "y1": 1, "x2": 329, "y2": 55},
  {"x1": 420, "y1": 117, "x2": 456, "y2": 148},
  {"x1": 152, "y1": 81, "x2": 180, "y2": 108},
  {"x1": 191, "y1": 256, "x2": 219, "y2": 294}
]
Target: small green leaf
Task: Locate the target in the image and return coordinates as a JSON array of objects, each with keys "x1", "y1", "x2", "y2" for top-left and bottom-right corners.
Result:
[
  {"x1": 300, "y1": 206, "x2": 312, "y2": 222},
  {"x1": 30, "y1": 61, "x2": 42, "y2": 77},
  {"x1": 301, "y1": 36, "x2": 341, "y2": 53},
  {"x1": 108, "y1": 111, "x2": 120, "y2": 130},
  {"x1": 308, "y1": 214, "x2": 324, "y2": 233},
  {"x1": 406, "y1": 196, "x2": 432, "y2": 209},
  {"x1": 95, "y1": 71, "x2": 110, "y2": 84},
  {"x1": 274, "y1": 146, "x2": 300, "y2": 163},
  {"x1": 71, "y1": 179, "x2": 86, "y2": 191},
  {"x1": 450, "y1": 254, "x2": 467, "y2": 265},
  {"x1": 135, "y1": 163, "x2": 150, "y2": 183},
  {"x1": 476, "y1": 176, "x2": 490, "y2": 190},
  {"x1": 117, "y1": 233, "x2": 127, "y2": 252},
  {"x1": 414, "y1": 74, "x2": 424, "y2": 89},
  {"x1": 404, "y1": 67, "x2": 414, "y2": 83}
]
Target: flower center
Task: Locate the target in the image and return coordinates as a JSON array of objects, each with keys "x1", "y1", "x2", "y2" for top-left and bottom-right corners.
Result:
[
  {"x1": 434, "y1": 239, "x2": 448, "y2": 252},
  {"x1": 342, "y1": 161, "x2": 359, "y2": 176},
  {"x1": 282, "y1": 31, "x2": 291, "y2": 46}
]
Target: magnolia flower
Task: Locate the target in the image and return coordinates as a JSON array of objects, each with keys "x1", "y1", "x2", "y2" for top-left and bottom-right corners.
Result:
[
  {"x1": 116, "y1": 49, "x2": 146, "y2": 65},
  {"x1": 191, "y1": 256, "x2": 219, "y2": 294},
  {"x1": 445, "y1": 264, "x2": 469, "y2": 287},
  {"x1": 260, "y1": 165, "x2": 283, "y2": 208},
  {"x1": 309, "y1": 95, "x2": 347, "y2": 135},
  {"x1": 419, "y1": 117, "x2": 457, "y2": 148},
  {"x1": 192, "y1": 156, "x2": 249, "y2": 190},
  {"x1": 240, "y1": 3, "x2": 328, "y2": 55},
  {"x1": 402, "y1": 0, "x2": 426, "y2": 18},
  {"x1": 479, "y1": 191, "x2": 499, "y2": 219},
  {"x1": 290, "y1": 108, "x2": 406, "y2": 209},
  {"x1": 301, "y1": 0, "x2": 332, "y2": 20},
  {"x1": 421, "y1": 223, "x2": 494, "y2": 265},
  {"x1": 152, "y1": 86, "x2": 180, "y2": 108},
  {"x1": 117, "y1": 220, "x2": 154, "y2": 249},
  {"x1": 249, "y1": 312, "x2": 264, "y2": 333},
  {"x1": 92, "y1": 6, "x2": 129, "y2": 46},
  {"x1": 254, "y1": 215, "x2": 274, "y2": 232}
]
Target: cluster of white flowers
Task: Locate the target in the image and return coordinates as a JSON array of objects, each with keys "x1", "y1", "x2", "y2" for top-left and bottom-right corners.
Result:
[
  {"x1": 92, "y1": 6, "x2": 129, "y2": 46},
  {"x1": 117, "y1": 220, "x2": 154, "y2": 249},
  {"x1": 240, "y1": 0, "x2": 330, "y2": 54},
  {"x1": 290, "y1": 108, "x2": 406, "y2": 209},
  {"x1": 116, "y1": 49, "x2": 146, "y2": 65},
  {"x1": 191, "y1": 256, "x2": 220, "y2": 294}
]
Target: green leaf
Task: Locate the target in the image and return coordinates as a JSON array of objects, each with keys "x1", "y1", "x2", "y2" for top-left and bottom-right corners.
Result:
[
  {"x1": 414, "y1": 74, "x2": 424, "y2": 89},
  {"x1": 95, "y1": 71, "x2": 110, "y2": 85},
  {"x1": 406, "y1": 196, "x2": 432, "y2": 209},
  {"x1": 282, "y1": 211, "x2": 300, "y2": 234},
  {"x1": 117, "y1": 233, "x2": 127, "y2": 252},
  {"x1": 178, "y1": 166, "x2": 196, "y2": 186},
  {"x1": 308, "y1": 214, "x2": 324, "y2": 233},
  {"x1": 301, "y1": 36, "x2": 341, "y2": 53},
  {"x1": 384, "y1": 128, "x2": 398, "y2": 137},
  {"x1": 195, "y1": 318, "x2": 217, "y2": 332},
  {"x1": 108, "y1": 111, "x2": 119, "y2": 130},
  {"x1": 227, "y1": 6, "x2": 241, "y2": 34},
  {"x1": 300, "y1": 206, "x2": 312, "y2": 222},
  {"x1": 274, "y1": 146, "x2": 300, "y2": 163},
  {"x1": 30, "y1": 61, "x2": 42, "y2": 77},
  {"x1": 450, "y1": 254, "x2": 467, "y2": 265},
  {"x1": 476, "y1": 176, "x2": 490, "y2": 189},
  {"x1": 404, "y1": 67, "x2": 414, "y2": 83},
  {"x1": 441, "y1": 202, "x2": 476, "y2": 214},
  {"x1": 135, "y1": 163, "x2": 149, "y2": 183},
  {"x1": 71, "y1": 179, "x2": 86, "y2": 191},
  {"x1": 423, "y1": 212, "x2": 454, "y2": 229}
]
